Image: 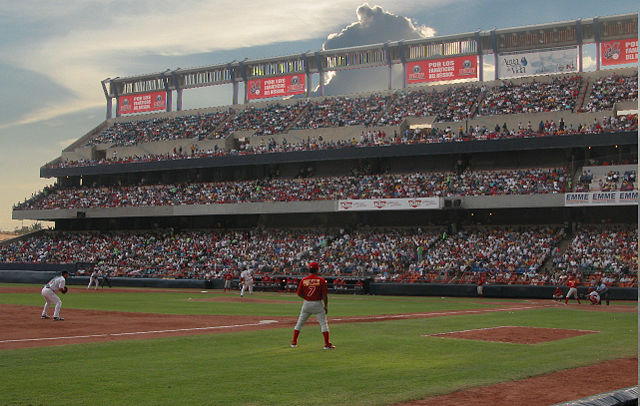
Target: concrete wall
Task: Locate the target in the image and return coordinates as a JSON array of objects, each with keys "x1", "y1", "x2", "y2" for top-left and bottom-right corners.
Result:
[
  {"x1": 12, "y1": 194, "x2": 572, "y2": 221},
  {"x1": 13, "y1": 200, "x2": 338, "y2": 221}
]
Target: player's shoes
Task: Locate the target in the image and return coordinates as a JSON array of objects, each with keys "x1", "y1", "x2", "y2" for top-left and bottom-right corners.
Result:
[
  {"x1": 53, "y1": 317, "x2": 64, "y2": 321},
  {"x1": 290, "y1": 344, "x2": 297, "y2": 348},
  {"x1": 323, "y1": 343, "x2": 336, "y2": 350},
  {"x1": 41, "y1": 315, "x2": 50, "y2": 319}
]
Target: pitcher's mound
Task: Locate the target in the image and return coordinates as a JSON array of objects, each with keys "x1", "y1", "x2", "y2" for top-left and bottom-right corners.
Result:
[{"x1": 427, "y1": 326, "x2": 598, "y2": 344}]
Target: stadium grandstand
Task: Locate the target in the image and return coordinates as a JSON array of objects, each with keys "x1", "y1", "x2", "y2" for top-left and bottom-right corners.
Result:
[{"x1": 2, "y1": 12, "x2": 638, "y2": 301}]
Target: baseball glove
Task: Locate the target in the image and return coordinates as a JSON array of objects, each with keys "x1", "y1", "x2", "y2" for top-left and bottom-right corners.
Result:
[{"x1": 61, "y1": 287, "x2": 68, "y2": 294}]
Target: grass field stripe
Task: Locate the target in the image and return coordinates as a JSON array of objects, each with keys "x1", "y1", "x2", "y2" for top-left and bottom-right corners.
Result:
[{"x1": 0, "y1": 320, "x2": 281, "y2": 344}]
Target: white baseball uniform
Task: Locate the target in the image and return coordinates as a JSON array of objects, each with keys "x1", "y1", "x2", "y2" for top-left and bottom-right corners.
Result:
[
  {"x1": 240, "y1": 269, "x2": 254, "y2": 297},
  {"x1": 88, "y1": 270, "x2": 99, "y2": 290},
  {"x1": 41, "y1": 275, "x2": 66, "y2": 319}
]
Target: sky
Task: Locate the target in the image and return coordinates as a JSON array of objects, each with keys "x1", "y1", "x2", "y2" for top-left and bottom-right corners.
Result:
[{"x1": 0, "y1": 0, "x2": 637, "y2": 231}]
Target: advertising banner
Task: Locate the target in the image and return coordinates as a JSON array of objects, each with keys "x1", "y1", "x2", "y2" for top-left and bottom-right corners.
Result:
[
  {"x1": 338, "y1": 197, "x2": 440, "y2": 211},
  {"x1": 119, "y1": 91, "x2": 166, "y2": 115},
  {"x1": 497, "y1": 48, "x2": 577, "y2": 79},
  {"x1": 407, "y1": 55, "x2": 478, "y2": 84},
  {"x1": 246, "y1": 74, "x2": 306, "y2": 100},
  {"x1": 564, "y1": 191, "x2": 638, "y2": 206},
  {"x1": 600, "y1": 38, "x2": 638, "y2": 66}
]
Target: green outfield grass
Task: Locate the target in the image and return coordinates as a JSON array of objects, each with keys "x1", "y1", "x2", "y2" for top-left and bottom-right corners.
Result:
[{"x1": 1, "y1": 284, "x2": 637, "y2": 406}]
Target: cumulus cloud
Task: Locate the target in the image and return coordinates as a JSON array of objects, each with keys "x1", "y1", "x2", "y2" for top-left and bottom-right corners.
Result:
[
  {"x1": 324, "y1": 4, "x2": 434, "y2": 50},
  {"x1": 318, "y1": 4, "x2": 436, "y2": 95}
]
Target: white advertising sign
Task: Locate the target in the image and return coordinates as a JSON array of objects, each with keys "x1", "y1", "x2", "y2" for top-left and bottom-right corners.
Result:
[
  {"x1": 337, "y1": 197, "x2": 441, "y2": 211},
  {"x1": 564, "y1": 191, "x2": 638, "y2": 206},
  {"x1": 498, "y1": 47, "x2": 577, "y2": 79}
]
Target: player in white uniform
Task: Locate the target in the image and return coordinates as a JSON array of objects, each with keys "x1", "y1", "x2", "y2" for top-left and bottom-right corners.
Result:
[
  {"x1": 239, "y1": 268, "x2": 254, "y2": 297},
  {"x1": 87, "y1": 270, "x2": 100, "y2": 290},
  {"x1": 41, "y1": 271, "x2": 68, "y2": 320}
]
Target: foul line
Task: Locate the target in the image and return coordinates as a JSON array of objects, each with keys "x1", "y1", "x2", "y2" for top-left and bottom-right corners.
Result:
[
  {"x1": 0, "y1": 320, "x2": 279, "y2": 344},
  {"x1": 331, "y1": 304, "x2": 548, "y2": 322},
  {"x1": 425, "y1": 325, "x2": 600, "y2": 337}
]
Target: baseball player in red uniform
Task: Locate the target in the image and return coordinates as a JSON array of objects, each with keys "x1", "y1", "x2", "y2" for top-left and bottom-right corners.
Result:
[
  {"x1": 223, "y1": 271, "x2": 233, "y2": 292},
  {"x1": 552, "y1": 286, "x2": 563, "y2": 302},
  {"x1": 564, "y1": 276, "x2": 581, "y2": 304},
  {"x1": 290, "y1": 261, "x2": 335, "y2": 350}
]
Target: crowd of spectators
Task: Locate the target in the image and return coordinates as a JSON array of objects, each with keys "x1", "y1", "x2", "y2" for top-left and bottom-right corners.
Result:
[
  {"x1": 551, "y1": 224, "x2": 637, "y2": 286},
  {"x1": 1, "y1": 225, "x2": 634, "y2": 286},
  {"x1": 293, "y1": 94, "x2": 387, "y2": 129},
  {"x1": 381, "y1": 85, "x2": 481, "y2": 125},
  {"x1": 14, "y1": 167, "x2": 568, "y2": 211},
  {"x1": 42, "y1": 113, "x2": 637, "y2": 170},
  {"x1": 0, "y1": 228, "x2": 440, "y2": 279},
  {"x1": 80, "y1": 72, "x2": 635, "y2": 150},
  {"x1": 219, "y1": 101, "x2": 309, "y2": 137},
  {"x1": 38, "y1": 70, "x2": 637, "y2": 170},
  {"x1": 581, "y1": 73, "x2": 638, "y2": 112},
  {"x1": 88, "y1": 111, "x2": 232, "y2": 147},
  {"x1": 574, "y1": 168, "x2": 637, "y2": 192},
  {"x1": 476, "y1": 76, "x2": 582, "y2": 116}
]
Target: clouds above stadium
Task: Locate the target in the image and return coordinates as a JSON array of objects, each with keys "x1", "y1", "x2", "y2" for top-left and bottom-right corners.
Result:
[
  {"x1": 0, "y1": 1, "x2": 449, "y2": 129},
  {"x1": 319, "y1": 4, "x2": 436, "y2": 94},
  {"x1": 324, "y1": 4, "x2": 435, "y2": 49}
]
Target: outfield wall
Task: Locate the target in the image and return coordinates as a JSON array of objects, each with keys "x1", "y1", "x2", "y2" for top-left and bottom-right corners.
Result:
[
  {"x1": 1, "y1": 269, "x2": 635, "y2": 300},
  {"x1": 368, "y1": 283, "x2": 637, "y2": 301}
]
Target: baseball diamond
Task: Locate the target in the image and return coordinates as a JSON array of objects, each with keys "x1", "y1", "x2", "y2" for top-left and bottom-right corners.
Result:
[
  {"x1": 0, "y1": 285, "x2": 636, "y2": 405},
  {"x1": 0, "y1": 6, "x2": 638, "y2": 406}
]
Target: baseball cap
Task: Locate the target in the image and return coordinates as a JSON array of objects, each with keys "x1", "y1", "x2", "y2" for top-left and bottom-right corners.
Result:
[{"x1": 309, "y1": 262, "x2": 319, "y2": 270}]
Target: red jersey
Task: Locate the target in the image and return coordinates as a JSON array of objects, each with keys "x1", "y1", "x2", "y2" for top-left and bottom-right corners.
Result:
[
  {"x1": 296, "y1": 274, "x2": 328, "y2": 301},
  {"x1": 567, "y1": 279, "x2": 577, "y2": 289}
]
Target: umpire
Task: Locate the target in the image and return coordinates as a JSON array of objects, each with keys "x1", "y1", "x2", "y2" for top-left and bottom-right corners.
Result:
[
  {"x1": 101, "y1": 269, "x2": 112, "y2": 288},
  {"x1": 596, "y1": 280, "x2": 609, "y2": 305}
]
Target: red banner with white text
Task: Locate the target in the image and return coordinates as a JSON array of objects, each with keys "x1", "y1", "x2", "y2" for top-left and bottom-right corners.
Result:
[
  {"x1": 407, "y1": 55, "x2": 478, "y2": 84},
  {"x1": 246, "y1": 74, "x2": 306, "y2": 100},
  {"x1": 119, "y1": 91, "x2": 167, "y2": 114},
  {"x1": 600, "y1": 38, "x2": 638, "y2": 66}
]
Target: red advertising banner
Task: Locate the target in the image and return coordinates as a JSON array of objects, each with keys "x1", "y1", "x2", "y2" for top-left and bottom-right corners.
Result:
[
  {"x1": 119, "y1": 91, "x2": 167, "y2": 114},
  {"x1": 246, "y1": 74, "x2": 306, "y2": 100},
  {"x1": 407, "y1": 55, "x2": 478, "y2": 84},
  {"x1": 600, "y1": 38, "x2": 638, "y2": 66}
]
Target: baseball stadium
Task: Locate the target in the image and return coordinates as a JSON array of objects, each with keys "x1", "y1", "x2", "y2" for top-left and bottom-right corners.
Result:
[{"x1": 1, "y1": 11, "x2": 638, "y2": 406}]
